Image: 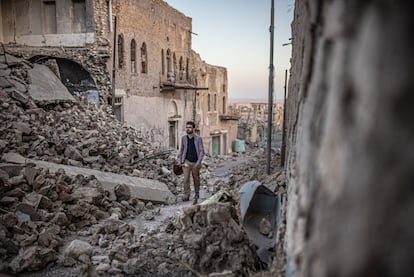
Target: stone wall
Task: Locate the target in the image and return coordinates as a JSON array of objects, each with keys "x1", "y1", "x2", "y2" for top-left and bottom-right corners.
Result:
[
  {"x1": 191, "y1": 50, "x2": 237, "y2": 155},
  {"x1": 285, "y1": 0, "x2": 414, "y2": 276},
  {"x1": 2, "y1": 0, "x2": 112, "y2": 99},
  {"x1": 0, "y1": 0, "x2": 235, "y2": 152},
  {"x1": 113, "y1": 0, "x2": 193, "y2": 96}
]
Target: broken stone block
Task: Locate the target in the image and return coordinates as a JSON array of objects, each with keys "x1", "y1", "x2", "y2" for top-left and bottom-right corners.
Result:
[
  {"x1": 64, "y1": 145, "x2": 83, "y2": 161},
  {"x1": 96, "y1": 263, "x2": 111, "y2": 274},
  {"x1": 1, "y1": 152, "x2": 26, "y2": 164},
  {"x1": 0, "y1": 196, "x2": 17, "y2": 205},
  {"x1": 20, "y1": 233, "x2": 38, "y2": 248},
  {"x1": 208, "y1": 270, "x2": 235, "y2": 277},
  {"x1": 16, "y1": 203, "x2": 40, "y2": 221},
  {"x1": 13, "y1": 122, "x2": 32, "y2": 135},
  {"x1": 0, "y1": 163, "x2": 24, "y2": 178},
  {"x1": 9, "y1": 245, "x2": 57, "y2": 273},
  {"x1": 0, "y1": 76, "x2": 12, "y2": 88},
  {"x1": 1, "y1": 212, "x2": 17, "y2": 228},
  {"x1": 3, "y1": 238, "x2": 19, "y2": 255},
  {"x1": 71, "y1": 186, "x2": 104, "y2": 204},
  {"x1": 0, "y1": 139, "x2": 8, "y2": 151},
  {"x1": 51, "y1": 212, "x2": 69, "y2": 226},
  {"x1": 6, "y1": 188, "x2": 26, "y2": 199},
  {"x1": 22, "y1": 192, "x2": 43, "y2": 210},
  {"x1": 114, "y1": 183, "x2": 131, "y2": 202},
  {"x1": 64, "y1": 239, "x2": 93, "y2": 260},
  {"x1": 67, "y1": 203, "x2": 88, "y2": 218}
]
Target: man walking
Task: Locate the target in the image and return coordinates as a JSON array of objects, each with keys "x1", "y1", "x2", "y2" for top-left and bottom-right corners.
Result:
[{"x1": 178, "y1": 121, "x2": 205, "y2": 204}]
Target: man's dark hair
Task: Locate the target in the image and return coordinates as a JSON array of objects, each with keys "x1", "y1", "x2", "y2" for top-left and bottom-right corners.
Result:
[{"x1": 186, "y1": 121, "x2": 195, "y2": 128}]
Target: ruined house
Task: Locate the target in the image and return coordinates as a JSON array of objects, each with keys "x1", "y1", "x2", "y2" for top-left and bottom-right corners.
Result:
[
  {"x1": 0, "y1": 0, "x2": 238, "y2": 155},
  {"x1": 229, "y1": 101, "x2": 283, "y2": 144}
]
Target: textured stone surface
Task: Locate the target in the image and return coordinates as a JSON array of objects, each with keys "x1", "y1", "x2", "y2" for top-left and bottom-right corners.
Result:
[{"x1": 285, "y1": 1, "x2": 414, "y2": 276}]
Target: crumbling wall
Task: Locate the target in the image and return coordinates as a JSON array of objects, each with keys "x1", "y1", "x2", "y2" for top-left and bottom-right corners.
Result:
[
  {"x1": 5, "y1": 44, "x2": 111, "y2": 100},
  {"x1": 2, "y1": 0, "x2": 112, "y2": 100},
  {"x1": 285, "y1": 1, "x2": 414, "y2": 276}
]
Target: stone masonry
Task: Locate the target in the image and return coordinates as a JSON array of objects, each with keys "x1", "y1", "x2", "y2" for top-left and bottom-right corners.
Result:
[{"x1": 285, "y1": 1, "x2": 414, "y2": 276}]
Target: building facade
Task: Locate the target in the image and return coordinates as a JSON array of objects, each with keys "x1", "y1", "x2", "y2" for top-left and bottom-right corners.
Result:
[
  {"x1": 228, "y1": 101, "x2": 283, "y2": 144},
  {"x1": 0, "y1": 0, "x2": 237, "y2": 155}
]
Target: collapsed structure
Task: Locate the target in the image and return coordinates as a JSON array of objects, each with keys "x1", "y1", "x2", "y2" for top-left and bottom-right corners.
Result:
[
  {"x1": 0, "y1": 0, "x2": 238, "y2": 155},
  {"x1": 0, "y1": 52, "x2": 268, "y2": 276}
]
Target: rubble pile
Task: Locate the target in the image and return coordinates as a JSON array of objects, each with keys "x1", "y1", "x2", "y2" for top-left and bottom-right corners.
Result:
[
  {"x1": 0, "y1": 164, "x2": 146, "y2": 274},
  {"x1": 0, "y1": 53, "x2": 278, "y2": 276},
  {"x1": 115, "y1": 203, "x2": 262, "y2": 276},
  {"x1": 177, "y1": 203, "x2": 262, "y2": 275},
  {"x1": 0, "y1": 53, "x2": 181, "y2": 193}
]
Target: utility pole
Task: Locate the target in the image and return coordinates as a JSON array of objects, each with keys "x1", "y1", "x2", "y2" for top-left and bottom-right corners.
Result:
[
  {"x1": 281, "y1": 69, "x2": 287, "y2": 167},
  {"x1": 111, "y1": 16, "x2": 117, "y2": 113},
  {"x1": 266, "y1": 0, "x2": 275, "y2": 175}
]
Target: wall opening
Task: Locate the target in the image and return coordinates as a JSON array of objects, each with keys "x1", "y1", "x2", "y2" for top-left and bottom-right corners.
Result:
[
  {"x1": 130, "y1": 39, "x2": 136, "y2": 73},
  {"x1": 212, "y1": 135, "x2": 220, "y2": 156},
  {"x1": 141, "y1": 42, "x2": 147, "y2": 73},
  {"x1": 43, "y1": 1, "x2": 57, "y2": 34},
  {"x1": 29, "y1": 55, "x2": 99, "y2": 105},
  {"x1": 71, "y1": 0, "x2": 86, "y2": 33}
]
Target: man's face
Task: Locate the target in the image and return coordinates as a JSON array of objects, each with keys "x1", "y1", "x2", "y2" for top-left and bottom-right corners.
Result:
[{"x1": 186, "y1": 125, "x2": 194, "y2": 134}]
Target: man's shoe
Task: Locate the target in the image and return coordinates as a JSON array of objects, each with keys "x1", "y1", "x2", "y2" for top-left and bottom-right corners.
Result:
[
  {"x1": 182, "y1": 195, "x2": 189, "y2": 201},
  {"x1": 192, "y1": 198, "x2": 198, "y2": 205}
]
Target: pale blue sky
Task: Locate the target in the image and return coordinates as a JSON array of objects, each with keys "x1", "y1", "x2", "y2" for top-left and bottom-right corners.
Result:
[{"x1": 164, "y1": 0, "x2": 294, "y2": 100}]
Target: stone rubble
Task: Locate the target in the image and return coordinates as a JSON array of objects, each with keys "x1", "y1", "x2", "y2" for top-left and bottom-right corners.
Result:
[{"x1": 0, "y1": 53, "x2": 286, "y2": 276}]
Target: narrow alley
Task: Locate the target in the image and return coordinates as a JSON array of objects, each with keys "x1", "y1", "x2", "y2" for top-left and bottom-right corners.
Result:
[{"x1": 1, "y1": 0, "x2": 414, "y2": 277}]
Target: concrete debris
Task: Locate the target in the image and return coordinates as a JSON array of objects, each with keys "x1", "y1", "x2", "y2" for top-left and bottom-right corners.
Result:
[
  {"x1": 0, "y1": 53, "x2": 287, "y2": 276},
  {"x1": 64, "y1": 240, "x2": 93, "y2": 260}
]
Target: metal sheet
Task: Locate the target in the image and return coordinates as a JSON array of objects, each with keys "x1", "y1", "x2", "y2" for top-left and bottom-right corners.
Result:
[{"x1": 239, "y1": 180, "x2": 281, "y2": 264}]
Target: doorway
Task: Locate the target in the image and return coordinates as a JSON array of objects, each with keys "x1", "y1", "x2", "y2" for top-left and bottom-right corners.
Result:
[
  {"x1": 222, "y1": 133, "x2": 227, "y2": 155},
  {"x1": 212, "y1": 136, "x2": 220, "y2": 156},
  {"x1": 169, "y1": 121, "x2": 178, "y2": 149}
]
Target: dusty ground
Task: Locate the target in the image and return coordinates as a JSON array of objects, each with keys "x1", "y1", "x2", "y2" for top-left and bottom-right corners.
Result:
[{"x1": 14, "y1": 152, "x2": 278, "y2": 277}]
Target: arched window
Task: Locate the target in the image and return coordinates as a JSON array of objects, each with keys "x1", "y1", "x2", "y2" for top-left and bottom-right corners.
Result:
[
  {"x1": 214, "y1": 94, "x2": 217, "y2": 111},
  {"x1": 166, "y1": 49, "x2": 171, "y2": 74},
  {"x1": 161, "y1": 49, "x2": 165, "y2": 75},
  {"x1": 186, "y1": 58, "x2": 190, "y2": 80},
  {"x1": 130, "y1": 39, "x2": 136, "y2": 73},
  {"x1": 173, "y1": 53, "x2": 177, "y2": 75},
  {"x1": 141, "y1": 42, "x2": 148, "y2": 73},
  {"x1": 118, "y1": 34, "x2": 124, "y2": 69},
  {"x1": 179, "y1": 56, "x2": 184, "y2": 80}
]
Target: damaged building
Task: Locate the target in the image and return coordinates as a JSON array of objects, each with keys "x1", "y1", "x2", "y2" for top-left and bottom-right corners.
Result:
[
  {"x1": 0, "y1": 0, "x2": 238, "y2": 155},
  {"x1": 229, "y1": 101, "x2": 283, "y2": 145}
]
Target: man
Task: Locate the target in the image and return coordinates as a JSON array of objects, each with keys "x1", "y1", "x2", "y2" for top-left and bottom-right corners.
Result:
[{"x1": 178, "y1": 121, "x2": 205, "y2": 204}]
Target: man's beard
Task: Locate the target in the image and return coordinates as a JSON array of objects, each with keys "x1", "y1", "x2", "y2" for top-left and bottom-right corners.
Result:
[{"x1": 186, "y1": 129, "x2": 193, "y2": 134}]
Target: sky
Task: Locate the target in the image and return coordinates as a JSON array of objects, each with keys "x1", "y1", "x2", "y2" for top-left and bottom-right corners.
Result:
[{"x1": 164, "y1": 0, "x2": 294, "y2": 101}]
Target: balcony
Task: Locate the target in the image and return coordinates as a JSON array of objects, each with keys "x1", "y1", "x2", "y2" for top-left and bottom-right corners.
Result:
[
  {"x1": 219, "y1": 112, "x2": 240, "y2": 121},
  {"x1": 160, "y1": 71, "x2": 208, "y2": 92}
]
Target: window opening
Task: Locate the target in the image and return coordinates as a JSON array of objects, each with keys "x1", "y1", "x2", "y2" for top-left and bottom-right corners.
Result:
[
  {"x1": 141, "y1": 42, "x2": 148, "y2": 73},
  {"x1": 118, "y1": 34, "x2": 124, "y2": 69},
  {"x1": 161, "y1": 49, "x2": 165, "y2": 75},
  {"x1": 131, "y1": 39, "x2": 136, "y2": 73}
]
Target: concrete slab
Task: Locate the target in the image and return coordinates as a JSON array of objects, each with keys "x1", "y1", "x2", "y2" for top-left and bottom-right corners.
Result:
[
  {"x1": 27, "y1": 159, "x2": 176, "y2": 204},
  {"x1": 28, "y1": 64, "x2": 75, "y2": 102}
]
